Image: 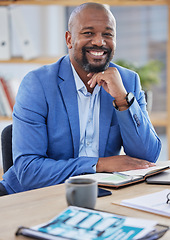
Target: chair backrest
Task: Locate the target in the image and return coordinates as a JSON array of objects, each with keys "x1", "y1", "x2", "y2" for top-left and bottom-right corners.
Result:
[{"x1": 1, "y1": 124, "x2": 13, "y2": 173}]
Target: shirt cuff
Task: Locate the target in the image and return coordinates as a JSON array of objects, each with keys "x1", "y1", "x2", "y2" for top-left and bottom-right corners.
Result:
[{"x1": 92, "y1": 164, "x2": 96, "y2": 172}]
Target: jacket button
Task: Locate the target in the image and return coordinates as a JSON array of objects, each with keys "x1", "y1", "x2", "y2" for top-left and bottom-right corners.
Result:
[{"x1": 133, "y1": 114, "x2": 140, "y2": 127}]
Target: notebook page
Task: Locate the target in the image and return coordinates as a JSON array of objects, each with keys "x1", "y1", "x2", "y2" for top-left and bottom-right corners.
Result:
[{"x1": 119, "y1": 162, "x2": 170, "y2": 177}]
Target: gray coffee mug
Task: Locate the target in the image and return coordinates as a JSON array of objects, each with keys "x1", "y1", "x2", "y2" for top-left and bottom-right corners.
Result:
[{"x1": 65, "y1": 178, "x2": 98, "y2": 209}]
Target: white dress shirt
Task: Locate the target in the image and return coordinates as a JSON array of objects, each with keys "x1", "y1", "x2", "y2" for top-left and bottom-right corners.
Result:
[{"x1": 71, "y1": 65, "x2": 101, "y2": 161}]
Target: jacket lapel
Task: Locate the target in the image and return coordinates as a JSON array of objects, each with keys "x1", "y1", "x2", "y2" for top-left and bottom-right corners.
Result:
[
  {"x1": 57, "y1": 56, "x2": 114, "y2": 158},
  {"x1": 58, "y1": 56, "x2": 80, "y2": 158},
  {"x1": 99, "y1": 88, "x2": 114, "y2": 157}
]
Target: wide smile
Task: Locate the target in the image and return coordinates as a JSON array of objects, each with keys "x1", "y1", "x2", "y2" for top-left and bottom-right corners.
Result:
[{"x1": 86, "y1": 49, "x2": 107, "y2": 59}]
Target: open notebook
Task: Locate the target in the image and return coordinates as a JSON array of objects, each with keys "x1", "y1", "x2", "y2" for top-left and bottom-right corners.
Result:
[{"x1": 71, "y1": 161, "x2": 170, "y2": 188}]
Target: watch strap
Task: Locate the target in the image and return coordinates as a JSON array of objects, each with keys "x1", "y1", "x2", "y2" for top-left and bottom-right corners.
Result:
[{"x1": 113, "y1": 92, "x2": 134, "y2": 110}]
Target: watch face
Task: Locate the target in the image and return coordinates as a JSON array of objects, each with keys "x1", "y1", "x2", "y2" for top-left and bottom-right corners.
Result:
[{"x1": 127, "y1": 92, "x2": 134, "y2": 105}]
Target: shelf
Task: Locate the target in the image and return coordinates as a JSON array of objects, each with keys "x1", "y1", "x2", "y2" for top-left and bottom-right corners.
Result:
[
  {"x1": 0, "y1": 116, "x2": 12, "y2": 121},
  {"x1": 149, "y1": 112, "x2": 168, "y2": 127},
  {"x1": 0, "y1": 0, "x2": 169, "y2": 6},
  {"x1": 0, "y1": 56, "x2": 61, "y2": 65}
]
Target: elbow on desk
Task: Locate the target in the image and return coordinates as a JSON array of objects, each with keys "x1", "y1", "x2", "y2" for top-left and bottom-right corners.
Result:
[
  {"x1": 146, "y1": 135, "x2": 162, "y2": 163},
  {"x1": 14, "y1": 156, "x2": 50, "y2": 191},
  {"x1": 124, "y1": 136, "x2": 162, "y2": 163}
]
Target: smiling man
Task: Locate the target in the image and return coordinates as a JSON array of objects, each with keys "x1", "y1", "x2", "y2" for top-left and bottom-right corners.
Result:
[
  {"x1": 67, "y1": 4, "x2": 115, "y2": 75},
  {"x1": 0, "y1": 3, "x2": 161, "y2": 196}
]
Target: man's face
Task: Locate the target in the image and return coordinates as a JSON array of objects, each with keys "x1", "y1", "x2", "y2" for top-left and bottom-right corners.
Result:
[{"x1": 66, "y1": 7, "x2": 116, "y2": 73}]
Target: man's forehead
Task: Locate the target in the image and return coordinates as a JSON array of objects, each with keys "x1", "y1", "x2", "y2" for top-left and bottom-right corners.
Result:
[
  {"x1": 69, "y1": 5, "x2": 116, "y2": 32},
  {"x1": 79, "y1": 7, "x2": 114, "y2": 21},
  {"x1": 81, "y1": 26, "x2": 115, "y2": 32},
  {"x1": 76, "y1": 9, "x2": 115, "y2": 29}
]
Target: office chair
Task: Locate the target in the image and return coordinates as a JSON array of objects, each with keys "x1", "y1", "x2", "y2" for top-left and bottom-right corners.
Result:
[{"x1": 1, "y1": 124, "x2": 13, "y2": 173}]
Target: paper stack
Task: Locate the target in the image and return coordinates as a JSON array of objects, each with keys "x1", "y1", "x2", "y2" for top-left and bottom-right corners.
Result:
[{"x1": 121, "y1": 189, "x2": 170, "y2": 217}]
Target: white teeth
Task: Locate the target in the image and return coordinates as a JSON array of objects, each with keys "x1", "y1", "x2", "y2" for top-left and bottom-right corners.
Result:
[{"x1": 90, "y1": 51, "x2": 104, "y2": 56}]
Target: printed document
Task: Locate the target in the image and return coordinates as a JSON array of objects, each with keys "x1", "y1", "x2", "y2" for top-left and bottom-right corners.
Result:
[{"x1": 121, "y1": 189, "x2": 170, "y2": 217}]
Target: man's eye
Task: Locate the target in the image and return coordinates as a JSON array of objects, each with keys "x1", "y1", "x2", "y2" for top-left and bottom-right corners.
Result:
[
  {"x1": 83, "y1": 32, "x2": 93, "y2": 35},
  {"x1": 103, "y1": 33, "x2": 114, "y2": 37}
]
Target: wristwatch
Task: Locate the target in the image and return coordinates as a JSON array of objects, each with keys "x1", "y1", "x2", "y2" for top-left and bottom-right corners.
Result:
[{"x1": 113, "y1": 92, "x2": 134, "y2": 110}]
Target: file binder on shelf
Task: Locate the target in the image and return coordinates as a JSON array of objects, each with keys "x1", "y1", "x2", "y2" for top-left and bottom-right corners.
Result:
[
  {"x1": 0, "y1": 77, "x2": 14, "y2": 111},
  {"x1": 0, "y1": 6, "x2": 11, "y2": 60},
  {"x1": 0, "y1": 89, "x2": 6, "y2": 116},
  {"x1": 10, "y1": 6, "x2": 38, "y2": 60},
  {"x1": 0, "y1": 78, "x2": 13, "y2": 117}
]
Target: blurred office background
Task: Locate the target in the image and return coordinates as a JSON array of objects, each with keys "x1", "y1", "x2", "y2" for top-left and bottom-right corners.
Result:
[{"x1": 0, "y1": 4, "x2": 168, "y2": 176}]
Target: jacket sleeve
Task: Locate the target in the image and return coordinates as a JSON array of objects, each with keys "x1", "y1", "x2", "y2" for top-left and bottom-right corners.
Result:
[
  {"x1": 12, "y1": 71, "x2": 97, "y2": 191},
  {"x1": 116, "y1": 70, "x2": 161, "y2": 162}
]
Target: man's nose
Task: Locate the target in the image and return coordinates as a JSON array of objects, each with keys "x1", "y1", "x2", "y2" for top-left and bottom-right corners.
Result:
[{"x1": 91, "y1": 34, "x2": 106, "y2": 46}]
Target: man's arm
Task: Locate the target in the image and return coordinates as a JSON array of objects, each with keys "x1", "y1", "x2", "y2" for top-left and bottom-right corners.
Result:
[
  {"x1": 12, "y1": 71, "x2": 97, "y2": 191},
  {"x1": 88, "y1": 67, "x2": 161, "y2": 171}
]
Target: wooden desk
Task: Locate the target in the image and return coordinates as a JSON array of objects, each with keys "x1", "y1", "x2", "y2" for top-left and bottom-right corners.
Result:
[{"x1": 0, "y1": 182, "x2": 169, "y2": 240}]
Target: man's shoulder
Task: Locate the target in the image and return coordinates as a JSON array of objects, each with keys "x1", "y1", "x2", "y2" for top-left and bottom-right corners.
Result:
[
  {"x1": 33, "y1": 55, "x2": 70, "y2": 75},
  {"x1": 22, "y1": 55, "x2": 70, "y2": 84},
  {"x1": 19, "y1": 55, "x2": 71, "y2": 92}
]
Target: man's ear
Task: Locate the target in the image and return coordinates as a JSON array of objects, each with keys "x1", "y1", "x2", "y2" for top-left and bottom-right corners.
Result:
[{"x1": 65, "y1": 31, "x2": 72, "y2": 49}]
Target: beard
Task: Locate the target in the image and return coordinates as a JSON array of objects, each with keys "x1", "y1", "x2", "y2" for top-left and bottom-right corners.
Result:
[{"x1": 74, "y1": 46, "x2": 114, "y2": 73}]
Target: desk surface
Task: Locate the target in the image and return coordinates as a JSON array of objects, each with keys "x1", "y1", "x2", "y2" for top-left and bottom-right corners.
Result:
[{"x1": 0, "y1": 182, "x2": 169, "y2": 240}]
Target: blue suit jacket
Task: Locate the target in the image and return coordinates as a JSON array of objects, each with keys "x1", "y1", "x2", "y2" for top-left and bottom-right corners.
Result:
[{"x1": 2, "y1": 55, "x2": 161, "y2": 194}]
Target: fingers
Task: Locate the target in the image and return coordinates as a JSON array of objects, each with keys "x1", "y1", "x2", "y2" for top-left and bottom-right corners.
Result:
[
  {"x1": 96, "y1": 155, "x2": 156, "y2": 173},
  {"x1": 87, "y1": 68, "x2": 116, "y2": 87},
  {"x1": 137, "y1": 160, "x2": 156, "y2": 169},
  {"x1": 87, "y1": 67, "x2": 126, "y2": 99},
  {"x1": 134, "y1": 158, "x2": 156, "y2": 166},
  {"x1": 87, "y1": 72, "x2": 105, "y2": 88},
  {"x1": 126, "y1": 158, "x2": 156, "y2": 171}
]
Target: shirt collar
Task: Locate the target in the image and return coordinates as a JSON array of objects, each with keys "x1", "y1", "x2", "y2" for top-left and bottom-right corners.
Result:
[
  {"x1": 71, "y1": 64, "x2": 85, "y2": 92},
  {"x1": 71, "y1": 64, "x2": 101, "y2": 95}
]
